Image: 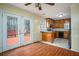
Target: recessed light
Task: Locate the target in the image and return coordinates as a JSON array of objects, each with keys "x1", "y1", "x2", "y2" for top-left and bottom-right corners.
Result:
[
  {"x1": 56, "y1": 13, "x2": 63, "y2": 17},
  {"x1": 58, "y1": 14, "x2": 63, "y2": 17}
]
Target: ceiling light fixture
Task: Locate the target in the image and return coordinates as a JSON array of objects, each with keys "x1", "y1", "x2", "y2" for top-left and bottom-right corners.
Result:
[
  {"x1": 56, "y1": 13, "x2": 63, "y2": 17},
  {"x1": 58, "y1": 14, "x2": 63, "y2": 17}
]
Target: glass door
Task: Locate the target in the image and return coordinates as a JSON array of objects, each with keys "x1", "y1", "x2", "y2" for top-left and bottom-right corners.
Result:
[
  {"x1": 24, "y1": 19, "x2": 30, "y2": 44},
  {"x1": 7, "y1": 16, "x2": 18, "y2": 47},
  {"x1": 3, "y1": 13, "x2": 20, "y2": 51},
  {"x1": 2, "y1": 12, "x2": 31, "y2": 51},
  {"x1": 17, "y1": 17, "x2": 31, "y2": 46}
]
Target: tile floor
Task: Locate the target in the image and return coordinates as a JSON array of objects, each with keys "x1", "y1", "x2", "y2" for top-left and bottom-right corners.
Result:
[{"x1": 42, "y1": 38, "x2": 69, "y2": 49}]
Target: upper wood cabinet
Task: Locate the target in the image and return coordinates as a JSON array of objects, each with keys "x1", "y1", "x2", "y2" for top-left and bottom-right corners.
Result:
[
  {"x1": 45, "y1": 18, "x2": 70, "y2": 28},
  {"x1": 54, "y1": 20, "x2": 65, "y2": 28},
  {"x1": 46, "y1": 18, "x2": 55, "y2": 28},
  {"x1": 64, "y1": 19, "x2": 70, "y2": 23}
]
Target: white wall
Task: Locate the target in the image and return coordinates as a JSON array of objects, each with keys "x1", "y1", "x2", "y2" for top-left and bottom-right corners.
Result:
[
  {"x1": 30, "y1": 17, "x2": 42, "y2": 42},
  {"x1": 71, "y1": 5, "x2": 79, "y2": 52}
]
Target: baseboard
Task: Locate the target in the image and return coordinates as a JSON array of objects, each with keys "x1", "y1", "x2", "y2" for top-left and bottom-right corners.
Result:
[{"x1": 71, "y1": 49, "x2": 79, "y2": 52}]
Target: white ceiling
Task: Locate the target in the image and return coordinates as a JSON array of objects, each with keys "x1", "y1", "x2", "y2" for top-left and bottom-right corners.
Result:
[{"x1": 9, "y1": 3, "x2": 78, "y2": 20}]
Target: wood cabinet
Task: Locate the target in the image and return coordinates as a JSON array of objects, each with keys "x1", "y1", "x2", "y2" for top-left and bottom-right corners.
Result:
[
  {"x1": 42, "y1": 32, "x2": 55, "y2": 42},
  {"x1": 46, "y1": 18, "x2": 55, "y2": 28},
  {"x1": 54, "y1": 20, "x2": 64, "y2": 28},
  {"x1": 64, "y1": 19, "x2": 70, "y2": 23},
  {"x1": 46, "y1": 18, "x2": 70, "y2": 28},
  {"x1": 64, "y1": 31, "x2": 69, "y2": 39},
  {"x1": 42, "y1": 31, "x2": 69, "y2": 42},
  {"x1": 55, "y1": 31, "x2": 69, "y2": 39},
  {"x1": 53, "y1": 31, "x2": 58, "y2": 38},
  {"x1": 52, "y1": 32, "x2": 55, "y2": 40},
  {"x1": 42, "y1": 18, "x2": 70, "y2": 42}
]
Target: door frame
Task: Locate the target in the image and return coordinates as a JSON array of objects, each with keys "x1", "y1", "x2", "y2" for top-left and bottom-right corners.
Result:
[
  {"x1": 2, "y1": 11, "x2": 20, "y2": 51},
  {"x1": 1, "y1": 10, "x2": 33, "y2": 52},
  {"x1": 69, "y1": 18, "x2": 71, "y2": 49},
  {"x1": 0, "y1": 10, "x2": 3, "y2": 53}
]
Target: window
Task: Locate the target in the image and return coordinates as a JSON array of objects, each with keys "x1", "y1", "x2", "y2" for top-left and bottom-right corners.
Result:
[
  {"x1": 7, "y1": 16, "x2": 18, "y2": 37},
  {"x1": 24, "y1": 20, "x2": 30, "y2": 34}
]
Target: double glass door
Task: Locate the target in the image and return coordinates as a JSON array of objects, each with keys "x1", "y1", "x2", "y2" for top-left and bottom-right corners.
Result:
[{"x1": 2, "y1": 12, "x2": 30, "y2": 51}]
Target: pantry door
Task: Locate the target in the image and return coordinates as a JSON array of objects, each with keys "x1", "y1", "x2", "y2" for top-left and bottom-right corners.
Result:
[{"x1": 3, "y1": 13, "x2": 20, "y2": 51}]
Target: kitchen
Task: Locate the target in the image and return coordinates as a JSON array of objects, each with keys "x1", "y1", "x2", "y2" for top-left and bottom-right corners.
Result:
[
  {"x1": 40, "y1": 18, "x2": 70, "y2": 49},
  {"x1": 0, "y1": 3, "x2": 79, "y2": 56}
]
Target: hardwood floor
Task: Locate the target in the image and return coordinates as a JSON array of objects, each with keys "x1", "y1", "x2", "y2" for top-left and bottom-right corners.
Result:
[{"x1": 0, "y1": 42, "x2": 79, "y2": 56}]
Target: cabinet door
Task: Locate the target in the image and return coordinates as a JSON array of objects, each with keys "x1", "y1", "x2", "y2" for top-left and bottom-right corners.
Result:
[
  {"x1": 42, "y1": 32, "x2": 47, "y2": 41},
  {"x1": 3, "y1": 13, "x2": 20, "y2": 51},
  {"x1": 42, "y1": 32, "x2": 53, "y2": 42},
  {"x1": 59, "y1": 20, "x2": 64, "y2": 28},
  {"x1": 64, "y1": 31, "x2": 69, "y2": 39},
  {"x1": 0, "y1": 10, "x2": 2, "y2": 53}
]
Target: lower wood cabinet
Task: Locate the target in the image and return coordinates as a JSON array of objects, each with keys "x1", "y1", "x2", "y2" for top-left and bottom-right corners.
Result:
[
  {"x1": 42, "y1": 32, "x2": 55, "y2": 42},
  {"x1": 42, "y1": 31, "x2": 69, "y2": 42},
  {"x1": 64, "y1": 31, "x2": 69, "y2": 39},
  {"x1": 56, "y1": 31, "x2": 69, "y2": 39},
  {"x1": 55, "y1": 31, "x2": 59, "y2": 38}
]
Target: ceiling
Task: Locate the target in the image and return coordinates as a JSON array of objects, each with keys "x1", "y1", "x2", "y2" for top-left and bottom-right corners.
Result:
[{"x1": 9, "y1": 3, "x2": 78, "y2": 20}]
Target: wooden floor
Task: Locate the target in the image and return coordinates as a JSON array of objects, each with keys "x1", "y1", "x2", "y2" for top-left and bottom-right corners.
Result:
[{"x1": 0, "y1": 42, "x2": 79, "y2": 56}]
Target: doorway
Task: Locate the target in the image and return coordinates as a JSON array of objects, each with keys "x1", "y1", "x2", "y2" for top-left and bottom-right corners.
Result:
[{"x1": 2, "y1": 12, "x2": 31, "y2": 52}]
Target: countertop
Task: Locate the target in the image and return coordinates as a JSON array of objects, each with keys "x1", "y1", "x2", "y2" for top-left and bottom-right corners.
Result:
[
  {"x1": 52, "y1": 28, "x2": 69, "y2": 31},
  {"x1": 40, "y1": 28, "x2": 69, "y2": 32}
]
